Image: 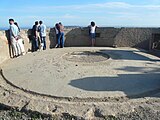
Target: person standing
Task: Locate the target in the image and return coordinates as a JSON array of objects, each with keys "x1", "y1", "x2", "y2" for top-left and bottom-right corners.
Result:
[
  {"x1": 14, "y1": 22, "x2": 25, "y2": 55},
  {"x1": 9, "y1": 19, "x2": 21, "y2": 58},
  {"x1": 39, "y1": 21, "x2": 47, "y2": 50},
  {"x1": 89, "y1": 21, "x2": 97, "y2": 47},
  {"x1": 31, "y1": 21, "x2": 39, "y2": 52},
  {"x1": 57, "y1": 22, "x2": 65, "y2": 48}
]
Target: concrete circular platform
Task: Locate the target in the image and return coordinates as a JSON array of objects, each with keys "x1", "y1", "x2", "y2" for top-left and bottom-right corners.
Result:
[{"x1": 1, "y1": 47, "x2": 160, "y2": 99}]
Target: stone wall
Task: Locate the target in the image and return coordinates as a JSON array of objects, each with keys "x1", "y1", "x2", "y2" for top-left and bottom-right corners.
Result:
[
  {"x1": 0, "y1": 31, "x2": 9, "y2": 64},
  {"x1": 0, "y1": 27, "x2": 160, "y2": 63}
]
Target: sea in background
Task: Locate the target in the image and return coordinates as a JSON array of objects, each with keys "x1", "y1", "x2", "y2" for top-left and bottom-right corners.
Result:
[
  {"x1": 0, "y1": 26, "x2": 81, "y2": 31},
  {"x1": 0, "y1": 26, "x2": 159, "y2": 31}
]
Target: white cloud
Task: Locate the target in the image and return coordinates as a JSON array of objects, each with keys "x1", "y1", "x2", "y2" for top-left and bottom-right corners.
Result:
[
  {"x1": 60, "y1": 14, "x2": 78, "y2": 19},
  {"x1": 93, "y1": 2, "x2": 132, "y2": 8}
]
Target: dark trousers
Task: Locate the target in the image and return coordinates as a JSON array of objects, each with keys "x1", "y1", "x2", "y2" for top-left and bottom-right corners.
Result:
[
  {"x1": 32, "y1": 36, "x2": 39, "y2": 52},
  {"x1": 57, "y1": 32, "x2": 64, "y2": 48},
  {"x1": 56, "y1": 34, "x2": 58, "y2": 45}
]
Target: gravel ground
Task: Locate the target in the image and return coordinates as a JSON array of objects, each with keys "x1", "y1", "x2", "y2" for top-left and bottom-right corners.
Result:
[{"x1": 0, "y1": 105, "x2": 160, "y2": 120}]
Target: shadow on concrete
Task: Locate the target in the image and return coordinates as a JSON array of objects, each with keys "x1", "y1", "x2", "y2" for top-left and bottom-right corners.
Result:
[
  {"x1": 5, "y1": 30, "x2": 14, "y2": 58},
  {"x1": 116, "y1": 66, "x2": 160, "y2": 73},
  {"x1": 69, "y1": 73, "x2": 160, "y2": 98},
  {"x1": 99, "y1": 49, "x2": 160, "y2": 62}
]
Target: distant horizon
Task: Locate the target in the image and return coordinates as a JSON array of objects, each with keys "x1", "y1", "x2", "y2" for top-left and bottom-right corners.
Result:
[{"x1": 1, "y1": 25, "x2": 160, "y2": 31}]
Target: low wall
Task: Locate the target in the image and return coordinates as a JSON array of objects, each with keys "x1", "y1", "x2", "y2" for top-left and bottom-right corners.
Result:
[
  {"x1": 59, "y1": 27, "x2": 160, "y2": 49},
  {"x1": 0, "y1": 27, "x2": 160, "y2": 63}
]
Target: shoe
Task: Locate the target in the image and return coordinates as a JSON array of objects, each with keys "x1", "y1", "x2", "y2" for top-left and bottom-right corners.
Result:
[{"x1": 56, "y1": 45, "x2": 60, "y2": 48}]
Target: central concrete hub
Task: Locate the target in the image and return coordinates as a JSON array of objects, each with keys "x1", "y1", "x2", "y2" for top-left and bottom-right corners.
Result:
[{"x1": 63, "y1": 51, "x2": 110, "y2": 63}]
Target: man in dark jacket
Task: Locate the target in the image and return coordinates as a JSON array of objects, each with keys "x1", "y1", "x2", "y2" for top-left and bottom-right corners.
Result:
[{"x1": 32, "y1": 21, "x2": 39, "y2": 52}]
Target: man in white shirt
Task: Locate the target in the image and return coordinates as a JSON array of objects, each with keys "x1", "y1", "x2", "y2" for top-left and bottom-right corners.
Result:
[
  {"x1": 9, "y1": 19, "x2": 21, "y2": 57},
  {"x1": 39, "y1": 21, "x2": 46, "y2": 50}
]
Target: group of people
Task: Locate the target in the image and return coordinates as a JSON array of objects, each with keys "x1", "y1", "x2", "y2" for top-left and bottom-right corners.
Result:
[
  {"x1": 31, "y1": 21, "x2": 47, "y2": 52},
  {"x1": 9, "y1": 19, "x2": 25, "y2": 58},
  {"x1": 31, "y1": 21, "x2": 65, "y2": 52},
  {"x1": 9, "y1": 18, "x2": 97, "y2": 58}
]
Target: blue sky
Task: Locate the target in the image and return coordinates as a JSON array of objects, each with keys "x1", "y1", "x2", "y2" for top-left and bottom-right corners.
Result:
[{"x1": 1, "y1": 0, "x2": 160, "y2": 28}]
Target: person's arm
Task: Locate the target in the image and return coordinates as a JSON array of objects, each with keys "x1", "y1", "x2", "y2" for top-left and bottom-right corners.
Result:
[
  {"x1": 35, "y1": 26, "x2": 39, "y2": 38},
  {"x1": 60, "y1": 25, "x2": 64, "y2": 32},
  {"x1": 44, "y1": 25, "x2": 46, "y2": 30},
  {"x1": 35, "y1": 30, "x2": 38, "y2": 38},
  {"x1": 62, "y1": 25, "x2": 64, "y2": 31}
]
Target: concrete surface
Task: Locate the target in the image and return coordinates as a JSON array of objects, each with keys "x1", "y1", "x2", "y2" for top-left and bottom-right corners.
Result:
[{"x1": 1, "y1": 47, "x2": 160, "y2": 99}]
